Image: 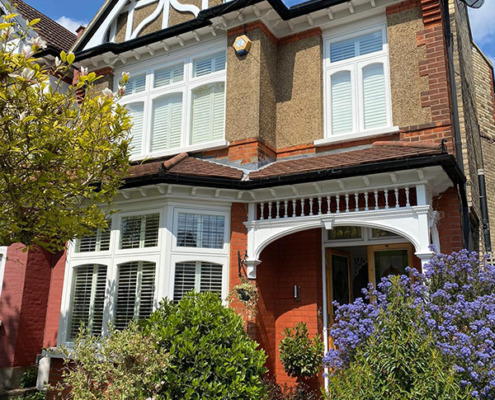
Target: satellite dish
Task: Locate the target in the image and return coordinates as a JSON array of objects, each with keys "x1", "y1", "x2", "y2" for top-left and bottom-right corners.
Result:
[{"x1": 460, "y1": 0, "x2": 484, "y2": 9}]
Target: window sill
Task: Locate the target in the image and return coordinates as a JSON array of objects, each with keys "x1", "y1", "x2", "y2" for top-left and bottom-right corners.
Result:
[
  {"x1": 130, "y1": 139, "x2": 229, "y2": 162},
  {"x1": 314, "y1": 127, "x2": 399, "y2": 147}
]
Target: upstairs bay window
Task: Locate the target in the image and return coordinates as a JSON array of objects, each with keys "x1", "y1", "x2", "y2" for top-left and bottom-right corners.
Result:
[
  {"x1": 120, "y1": 49, "x2": 227, "y2": 159},
  {"x1": 323, "y1": 22, "x2": 395, "y2": 141}
]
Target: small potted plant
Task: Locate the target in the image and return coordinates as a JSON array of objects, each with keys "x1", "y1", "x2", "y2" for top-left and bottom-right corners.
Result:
[{"x1": 227, "y1": 279, "x2": 259, "y2": 317}]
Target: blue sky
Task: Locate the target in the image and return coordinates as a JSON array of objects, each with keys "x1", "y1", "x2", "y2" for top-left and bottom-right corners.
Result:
[{"x1": 29, "y1": 0, "x2": 494, "y2": 64}]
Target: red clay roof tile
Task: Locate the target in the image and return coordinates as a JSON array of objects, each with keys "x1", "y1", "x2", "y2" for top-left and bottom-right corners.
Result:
[{"x1": 14, "y1": 0, "x2": 77, "y2": 52}]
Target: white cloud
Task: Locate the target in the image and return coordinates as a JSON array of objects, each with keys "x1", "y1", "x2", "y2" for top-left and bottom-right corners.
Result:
[
  {"x1": 55, "y1": 16, "x2": 88, "y2": 34},
  {"x1": 468, "y1": 2, "x2": 495, "y2": 46}
]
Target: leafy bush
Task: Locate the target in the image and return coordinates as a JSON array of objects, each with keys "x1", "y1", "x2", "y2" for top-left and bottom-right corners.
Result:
[
  {"x1": 142, "y1": 291, "x2": 268, "y2": 399},
  {"x1": 279, "y1": 322, "x2": 324, "y2": 380},
  {"x1": 11, "y1": 391, "x2": 46, "y2": 400},
  {"x1": 54, "y1": 322, "x2": 169, "y2": 400},
  {"x1": 326, "y1": 276, "x2": 472, "y2": 399},
  {"x1": 20, "y1": 367, "x2": 38, "y2": 388},
  {"x1": 264, "y1": 378, "x2": 322, "y2": 400},
  {"x1": 325, "y1": 250, "x2": 495, "y2": 399}
]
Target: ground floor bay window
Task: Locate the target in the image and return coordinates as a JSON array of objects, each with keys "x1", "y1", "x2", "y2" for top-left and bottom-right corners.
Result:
[{"x1": 58, "y1": 201, "x2": 230, "y2": 346}]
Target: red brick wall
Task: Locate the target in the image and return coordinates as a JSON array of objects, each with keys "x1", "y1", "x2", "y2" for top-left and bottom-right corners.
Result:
[
  {"x1": 0, "y1": 245, "x2": 53, "y2": 368},
  {"x1": 255, "y1": 229, "x2": 323, "y2": 385},
  {"x1": 43, "y1": 251, "x2": 67, "y2": 348},
  {"x1": 434, "y1": 187, "x2": 464, "y2": 253}
]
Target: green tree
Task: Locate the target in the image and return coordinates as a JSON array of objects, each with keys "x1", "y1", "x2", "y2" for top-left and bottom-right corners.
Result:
[
  {"x1": 142, "y1": 292, "x2": 268, "y2": 400},
  {"x1": 0, "y1": 14, "x2": 131, "y2": 252}
]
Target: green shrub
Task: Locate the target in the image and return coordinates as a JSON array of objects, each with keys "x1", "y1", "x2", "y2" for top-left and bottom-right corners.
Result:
[
  {"x1": 326, "y1": 276, "x2": 473, "y2": 400},
  {"x1": 263, "y1": 378, "x2": 322, "y2": 400},
  {"x1": 20, "y1": 367, "x2": 38, "y2": 388},
  {"x1": 279, "y1": 322, "x2": 324, "y2": 380},
  {"x1": 11, "y1": 391, "x2": 45, "y2": 400},
  {"x1": 54, "y1": 322, "x2": 169, "y2": 400},
  {"x1": 142, "y1": 291, "x2": 268, "y2": 399}
]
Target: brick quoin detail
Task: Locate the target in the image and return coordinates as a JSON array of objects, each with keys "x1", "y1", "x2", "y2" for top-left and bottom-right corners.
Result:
[{"x1": 386, "y1": 0, "x2": 421, "y2": 15}]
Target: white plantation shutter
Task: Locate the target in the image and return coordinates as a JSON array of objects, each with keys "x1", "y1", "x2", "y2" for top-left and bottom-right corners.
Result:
[
  {"x1": 127, "y1": 103, "x2": 144, "y2": 156},
  {"x1": 120, "y1": 213, "x2": 160, "y2": 249},
  {"x1": 362, "y1": 63, "x2": 387, "y2": 129},
  {"x1": 173, "y1": 261, "x2": 222, "y2": 302},
  {"x1": 151, "y1": 93, "x2": 183, "y2": 151},
  {"x1": 193, "y1": 51, "x2": 226, "y2": 77},
  {"x1": 115, "y1": 261, "x2": 156, "y2": 330},
  {"x1": 154, "y1": 63, "x2": 184, "y2": 88},
  {"x1": 177, "y1": 213, "x2": 224, "y2": 249},
  {"x1": 330, "y1": 31, "x2": 383, "y2": 63},
  {"x1": 125, "y1": 74, "x2": 146, "y2": 95},
  {"x1": 76, "y1": 223, "x2": 111, "y2": 252},
  {"x1": 190, "y1": 83, "x2": 225, "y2": 145},
  {"x1": 331, "y1": 71, "x2": 353, "y2": 134},
  {"x1": 68, "y1": 265, "x2": 107, "y2": 339}
]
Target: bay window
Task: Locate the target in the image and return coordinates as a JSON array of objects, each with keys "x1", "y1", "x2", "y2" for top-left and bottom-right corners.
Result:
[
  {"x1": 119, "y1": 46, "x2": 227, "y2": 159},
  {"x1": 60, "y1": 204, "x2": 229, "y2": 344}
]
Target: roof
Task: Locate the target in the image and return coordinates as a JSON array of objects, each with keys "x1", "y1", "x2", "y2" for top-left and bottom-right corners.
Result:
[
  {"x1": 123, "y1": 142, "x2": 463, "y2": 189},
  {"x1": 13, "y1": 0, "x2": 77, "y2": 52}
]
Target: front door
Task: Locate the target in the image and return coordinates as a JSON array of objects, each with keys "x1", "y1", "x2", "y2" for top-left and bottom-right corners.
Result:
[{"x1": 325, "y1": 249, "x2": 352, "y2": 334}]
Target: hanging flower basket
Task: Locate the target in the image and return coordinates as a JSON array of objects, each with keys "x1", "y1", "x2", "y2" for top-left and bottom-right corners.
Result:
[{"x1": 227, "y1": 279, "x2": 259, "y2": 317}]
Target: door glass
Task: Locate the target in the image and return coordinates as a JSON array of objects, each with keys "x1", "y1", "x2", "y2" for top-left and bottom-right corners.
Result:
[
  {"x1": 374, "y1": 249, "x2": 408, "y2": 283},
  {"x1": 332, "y1": 254, "x2": 351, "y2": 306}
]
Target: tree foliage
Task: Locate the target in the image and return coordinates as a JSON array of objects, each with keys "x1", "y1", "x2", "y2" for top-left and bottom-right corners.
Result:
[
  {"x1": 141, "y1": 291, "x2": 268, "y2": 400},
  {"x1": 0, "y1": 14, "x2": 131, "y2": 251}
]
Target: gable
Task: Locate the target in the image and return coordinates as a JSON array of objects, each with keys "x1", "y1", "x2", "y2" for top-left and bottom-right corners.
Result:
[{"x1": 76, "y1": 0, "x2": 225, "y2": 52}]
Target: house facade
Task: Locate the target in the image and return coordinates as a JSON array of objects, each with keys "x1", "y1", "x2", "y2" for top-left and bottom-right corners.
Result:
[{"x1": 1, "y1": 0, "x2": 494, "y2": 394}]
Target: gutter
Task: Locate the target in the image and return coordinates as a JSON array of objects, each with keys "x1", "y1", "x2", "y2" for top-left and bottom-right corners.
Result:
[
  {"x1": 442, "y1": 0, "x2": 471, "y2": 249},
  {"x1": 121, "y1": 153, "x2": 465, "y2": 191}
]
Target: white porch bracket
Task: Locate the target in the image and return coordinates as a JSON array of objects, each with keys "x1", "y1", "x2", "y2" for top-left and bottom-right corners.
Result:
[{"x1": 244, "y1": 204, "x2": 439, "y2": 279}]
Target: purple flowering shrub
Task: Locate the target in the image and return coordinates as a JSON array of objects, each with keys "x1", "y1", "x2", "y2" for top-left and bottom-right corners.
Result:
[{"x1": 324, "y1": 250, "x2": 495, "y2": 399}]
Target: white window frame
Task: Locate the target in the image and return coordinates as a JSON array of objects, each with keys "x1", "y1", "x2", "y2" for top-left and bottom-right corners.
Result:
[
  {"x1": 319, "y1": 18, "x2": 398, "y2": 146},
  {"x1": 59, "y1": 201, "x2": 230, "y2": 346},
  {"x1": 117, "y1": 40, "x2": 228, "y2": 161},
  {"x1": 0, "y1": 246, "x2": 7, "y2": 299}
]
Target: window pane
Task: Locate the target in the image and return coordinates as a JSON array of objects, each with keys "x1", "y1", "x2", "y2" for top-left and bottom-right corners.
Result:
[
  {"x1": 173, "y1": 261, "x2": 222, "y2": 303},
  {"x1": 193, "y1": 51, "x2": 226, "y2": 77},
  {"x1": 76, "y1": 223, "x2": 111, "y2": 252},
  {"x1": 331, "y1": 71, "x2": 353, "y2": 134},
  {"x1": 151, "y1": 93, "x2": 183, "y2": 151},
  {"x1": 120, "y1": 214, "x2": 159, "y2": 249},
  {"x1": 154, "y1": 63, "x2": 184, "y2": 88},
  {"x1": 190, "y1": 82, "x2": 225, "y2": 145},
  {"x1": 358, "y1": 31, "x2": 383, "y2": 56},
  {"x1": 363, "y1": 63, "x2": 386, "y2": 129},
  {"x1": 115, "y1": 261, "x2": 156, "y2": 330},
  {"x1": 330, "y1": 31, "x2": 383, "y2": 63},
  {"x1": 124, "y1": 74, "x2": 146, "y2": 95},
  {"x1": 68, "y1": 264, "x2": 107, "y2": 339},
  {"x1": 173, "y1": 262, "x2": 197, "y2": 303},
  {"x1": 177, "y1": 213, "x2": 224, "y2": 249},
  {"x1": 127, "y1": 102, "x2": 144, "y2": 156},
  {"x1": 328, "y1": 226, "x2": 362, "y2": 240},
  {"x1": 199, "y1": 262, "x2": 223, "y2": 294}
]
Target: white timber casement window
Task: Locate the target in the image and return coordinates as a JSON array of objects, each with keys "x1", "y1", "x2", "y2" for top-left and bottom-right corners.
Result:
[
  {"x1": 119, "y1": 42, "x2": 227, "y2": 160},
  {"x1": 60, "y1": 202, "x2": 230, "y2": 345},
  {"x1": 171, "y1": 208, "x2": 229, "y2": 303},
  {"x1": 322, "y1": 19, "x2": 396, "y2": 143}
]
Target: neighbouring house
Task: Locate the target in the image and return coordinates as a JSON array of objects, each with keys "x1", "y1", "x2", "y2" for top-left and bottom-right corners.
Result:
[
  {"x1": 0, "y1": 0, "x2": 76, "y2": 393},
  {"x1": 0, "y1": 0, "x2": 494, "y2": 395}
]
